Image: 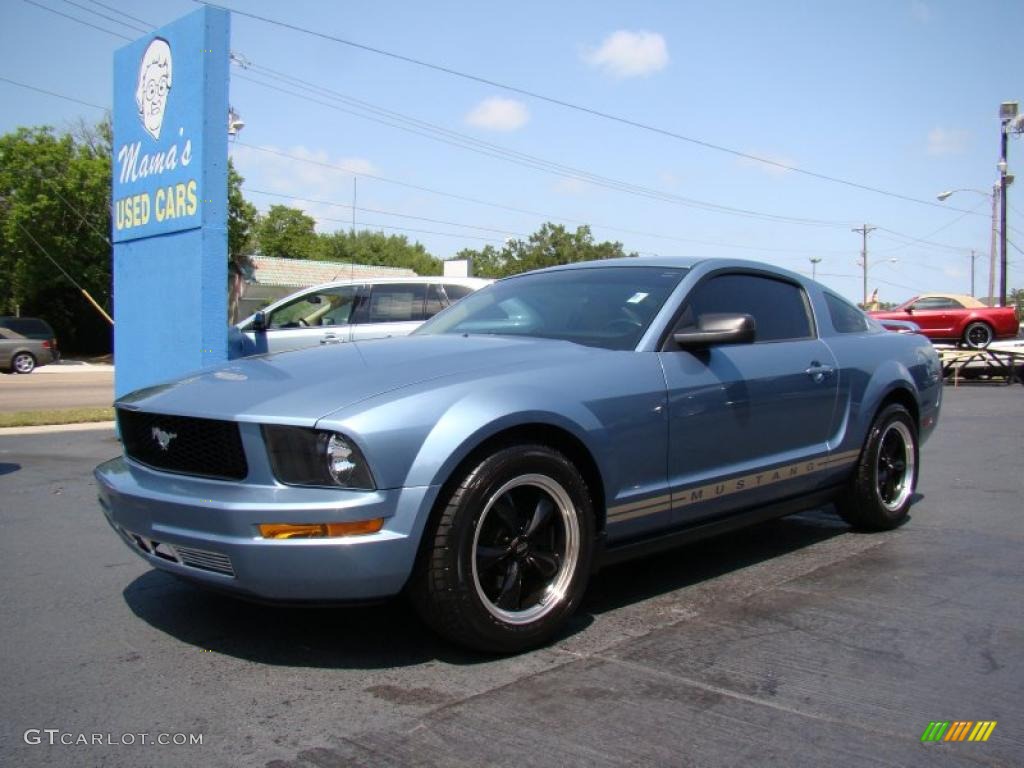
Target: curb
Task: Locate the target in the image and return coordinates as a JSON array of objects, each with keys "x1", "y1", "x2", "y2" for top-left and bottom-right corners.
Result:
[{"x1": 0, "y1": 421, "x2": 116, "y2": 436}]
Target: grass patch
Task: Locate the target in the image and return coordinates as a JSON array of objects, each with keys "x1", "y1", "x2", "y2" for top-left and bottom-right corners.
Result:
[{"x1": 0, "y1": 407, "x2": 114, "y2": 428}]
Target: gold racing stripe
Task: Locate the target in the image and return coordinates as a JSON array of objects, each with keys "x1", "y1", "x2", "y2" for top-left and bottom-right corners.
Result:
[{"x1": 607, "y1": 449, "x2": 861, "y2": 520}]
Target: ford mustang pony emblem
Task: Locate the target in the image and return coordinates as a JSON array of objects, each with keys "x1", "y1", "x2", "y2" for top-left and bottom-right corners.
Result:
[{"x1": 151, "y1": 426, "x2": 177, "y2": 451}]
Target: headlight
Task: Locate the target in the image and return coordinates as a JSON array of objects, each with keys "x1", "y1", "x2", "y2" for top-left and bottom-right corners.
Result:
[{"x1": 262, "y1": 426, "x2": 375, "y2": 489}]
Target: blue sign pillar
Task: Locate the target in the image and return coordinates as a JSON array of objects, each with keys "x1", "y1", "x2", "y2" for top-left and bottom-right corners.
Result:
[{"x1": 112, "y1": 7, "x2": 229, "y2": 397}]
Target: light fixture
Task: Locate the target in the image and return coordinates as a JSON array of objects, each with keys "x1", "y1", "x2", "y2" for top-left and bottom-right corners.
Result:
[
  {"x1": 227, "y1": 107, "x2": 245, "y2": 137},
  {"x1": 999, "y1": 101, "x2": 1019, "y2": 121}
]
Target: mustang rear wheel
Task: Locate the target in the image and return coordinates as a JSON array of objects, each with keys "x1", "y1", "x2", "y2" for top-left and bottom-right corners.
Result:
[
  {"x1": 836, "y1": 403, "x2": 918, "y2": 531},
  {"x1": 412, "y1": 444, "x2": 594, "y2": 653},
  {"x1": 962, "y1": 321, "x2": 994, "y2": 349}
]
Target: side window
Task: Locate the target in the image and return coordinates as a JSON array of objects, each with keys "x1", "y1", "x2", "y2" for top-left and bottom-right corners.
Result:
[
  {"x1": 681, "y1": 274, "x2": 813, "y2": 342},
  {"x1": 443, "y1": 284, "x2": 474, "y2": 302},
  {"x1": 425, "y1": 284, "x2": 447, "y2": 318},
  {"x1": 267, "y1": 286, "x2": 357, "y2": 329},
  {"x1": 911, "y1": 297, "x2": 962, "y2": 310},
  {"x1": 366, "y1": 283, "x2": 427, "y2": 323},
  {"x1": 825, "y1": 292, "x2": 869, "y2": 333}
]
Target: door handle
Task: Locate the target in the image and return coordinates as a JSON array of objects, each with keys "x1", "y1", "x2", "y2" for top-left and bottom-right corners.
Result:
[
  {"x1": 320, "y1": 333, "x2": 343, "y2": 345},
  {"x1": 805, "y1": 362, "x2": 834, "y2": 383}
]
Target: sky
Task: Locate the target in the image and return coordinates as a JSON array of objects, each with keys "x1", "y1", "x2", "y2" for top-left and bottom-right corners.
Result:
[{"x1": 2, "y1": 0, "x2": 1023, "y2": 306}]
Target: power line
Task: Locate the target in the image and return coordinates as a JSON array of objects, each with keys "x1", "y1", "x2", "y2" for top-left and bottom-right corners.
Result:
[
  {"x1": 0, "y1": 75, "x2": 106, "y2": 111},
  {"x1": 57, "y1": 0, "x2": 149, "y2": 35},
  {"x1": 82, "y1": 0, "x2": 154, "y2": 29},
  {"x1": 47, "y1": 182, "x2": 112, "y2": 247},
  {"x1": 232, "y1": 144, "x2": 855, "y2": 257},
  {"x1": 21, "y1": 0, "x2": 132, "y2": 40},
  {"x1": 11, "y1": 219, "x2": 114, "y2": 324},
  {"x1": 244, "y1": 187, "x2": 531, "y2": 238},
  {"x1": 198, "y1": 0, "x2": 980, "y2": 216},
  {"x1": 234, "y1": 65, "x2": 848, "y2": 228}
]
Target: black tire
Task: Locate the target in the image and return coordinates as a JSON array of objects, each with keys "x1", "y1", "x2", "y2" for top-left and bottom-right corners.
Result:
[
  {"x1": 836, "y1": 404, "x2": 918, "y2": 531},
  {"x1": 411, "y1": 444, "x2": 595, "y2": 654},
  {"x1": 12, "y1": 352, "x2": 36, "y2": 374},
  {"x1": 962, "y1": 321, "x2": 994, "y2": 349}
]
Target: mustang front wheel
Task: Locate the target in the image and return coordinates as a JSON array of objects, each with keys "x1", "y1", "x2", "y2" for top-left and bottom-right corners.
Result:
[
  {"x1": 836, "y1": 403, "x2": 918, "y2": 531},
  {"x1": 412, "y1": 444, "x2": 594, "y2": 653}
]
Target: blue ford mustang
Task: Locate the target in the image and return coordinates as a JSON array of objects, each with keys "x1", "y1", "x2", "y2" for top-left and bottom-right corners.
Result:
[{"x1": 96, "y1": 258, "x2": 942, "y2": 652}]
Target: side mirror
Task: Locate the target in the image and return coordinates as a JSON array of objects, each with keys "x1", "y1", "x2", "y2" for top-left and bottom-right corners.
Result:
[
  {"x1": 673, "y1": 313, "x2": 756, "y2": 350},
  {"x1": 251, "y1": 310, "x2": 268, "y2": 333},
  {"x1": 905, "y1": 307, "x2": 914, "y2": 314}
]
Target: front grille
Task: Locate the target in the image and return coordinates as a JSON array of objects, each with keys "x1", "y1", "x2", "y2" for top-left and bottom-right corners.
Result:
[
  {"x1": 117, "y1": 409, "x2": 248, "y2": 481},
  {"x1": 174, "y1": 545, "x2": 236, "y2": 576},
  {"x1": 116, "y1": 525, "x2": 235, "y2": 577}
]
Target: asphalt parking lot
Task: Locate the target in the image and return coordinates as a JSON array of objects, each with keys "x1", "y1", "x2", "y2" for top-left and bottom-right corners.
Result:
[{"x1": 0, "y1": 385, "x2": 1021, "y2": 767}]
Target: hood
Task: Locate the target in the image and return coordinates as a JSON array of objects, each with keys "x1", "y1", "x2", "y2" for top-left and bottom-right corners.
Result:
[{"x1": 116, "y1": 334, "x2": 596, "y2": 425}]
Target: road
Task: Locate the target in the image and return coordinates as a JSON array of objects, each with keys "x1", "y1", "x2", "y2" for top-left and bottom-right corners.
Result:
[
  {"x1": 0, "y1": 385, "x2": 1021, "y2": 767},
  {"x1": 0, "y1": 369, "x2": 114, "y2": 412}
]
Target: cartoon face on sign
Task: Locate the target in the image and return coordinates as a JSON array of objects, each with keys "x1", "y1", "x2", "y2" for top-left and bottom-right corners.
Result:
[{"x1": 135, "y1": 38, "x2": 173, "y2": 140}]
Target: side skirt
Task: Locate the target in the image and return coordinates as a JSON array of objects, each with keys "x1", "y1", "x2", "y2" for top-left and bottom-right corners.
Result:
[{"x1": 596, "y1": 486, "x2": 843, "y2": 569}]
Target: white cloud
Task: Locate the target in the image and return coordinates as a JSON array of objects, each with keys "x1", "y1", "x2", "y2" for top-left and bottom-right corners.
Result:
[
  {"x1": 465, "y1": 97, "x2": 530, "y2": 131},
  {"x1": 926, "y1": 128, "x2": 969, "y2": 156},
  {"x1": 229, "y1": 144, "x2": 379, "y2": 230},
  {"x1": 910, "y1": 1, "x2": 932, "y2": 23},
  {"x1": 736, "y1": 151, "x2": 797, "y2": 177},
  {"x1": 657, "y1": 170, "x2": 682, "y2": 189},
  {"x1": 583, "y1": 30, "x2": 668, "y2": 79},
  {"x1": 552, "y1": 177, "x2": 590, "y2": 196}
]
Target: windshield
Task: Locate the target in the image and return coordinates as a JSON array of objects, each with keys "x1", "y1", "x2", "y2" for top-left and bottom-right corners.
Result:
[{"x1": 415, "y1": 266, "x2": 687, "y2": 350}]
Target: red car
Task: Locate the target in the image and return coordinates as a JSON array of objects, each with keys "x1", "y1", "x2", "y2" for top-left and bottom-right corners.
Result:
[{"x1": 869, "y1": 293, "x2": 1019, "y2": 348}]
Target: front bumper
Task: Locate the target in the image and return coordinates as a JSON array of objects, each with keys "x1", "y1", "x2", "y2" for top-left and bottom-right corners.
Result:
[{"x1": 95, "y1": 457, "x2": 439, "y2": 601}]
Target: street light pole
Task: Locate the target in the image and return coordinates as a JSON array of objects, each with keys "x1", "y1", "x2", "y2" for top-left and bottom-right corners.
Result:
[
  {"x1": 969, "y1": 249, "x2": 978, "y2": 297},
  {"x1": 809, "y1": 256, "x2": 821, "y2": 280},
  {"x1": 852, "y1": 224, "x2": 877, "y2": 307},
  {"x1": 999, "y1": 105, "x2": 1012, "y2": 306}
]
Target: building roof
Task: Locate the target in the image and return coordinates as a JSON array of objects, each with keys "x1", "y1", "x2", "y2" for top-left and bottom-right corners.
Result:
[{"x1": 250, "y1": 256, "x2": 416, "y2": 288}]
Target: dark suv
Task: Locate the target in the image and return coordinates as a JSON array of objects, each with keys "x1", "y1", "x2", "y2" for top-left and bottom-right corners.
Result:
[{"x1": 0, "y1": 317, "x2": 58, "y2": 374}]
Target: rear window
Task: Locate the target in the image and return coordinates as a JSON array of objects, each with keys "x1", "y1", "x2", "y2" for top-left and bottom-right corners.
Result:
[
  {"x1": 366, "y1": 283, "x2": 428, "y2": 323},
  {"x1": 824, "y1": 293, "x2": 869, "y2": 333},
  {"x1": 443, "y1": 284, "x2": 474, "y2": 302},
  {"x1": 0, "y1": 317, "x2": 54, "y2": 339}
]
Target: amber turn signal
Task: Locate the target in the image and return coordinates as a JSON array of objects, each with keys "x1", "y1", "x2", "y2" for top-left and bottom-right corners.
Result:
[{"x1": 258, "y1": 519, "x2": 384, "y2": 539}]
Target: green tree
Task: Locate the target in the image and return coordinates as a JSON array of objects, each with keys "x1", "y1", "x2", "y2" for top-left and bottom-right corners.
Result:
[
  {"x1": 228, "y1": 159, "x2": 258, "y2": 266},
  {"x1": 460, "y1": 222, "x2": 633, "y2": 278},
  {"x1": 0, "y1": 123, "x2": 113, "y2": 353},
  {"x1": 227, "y1": 159, "x2": 259, "y2": 321},
  {"x1": 253, "y1": 204, "x2": 318, "y2": 259},
  {"x1": 314, "y1": 229, "x2": 442, "y2": 275}
]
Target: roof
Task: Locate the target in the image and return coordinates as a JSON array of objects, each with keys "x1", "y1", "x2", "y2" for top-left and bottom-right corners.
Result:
[
  {"x1": 250, "y1": 256, "x2": 416, "y2": 288},
  {"x1": 917, "y1": 293, "x2": 986, "y2": 308}
]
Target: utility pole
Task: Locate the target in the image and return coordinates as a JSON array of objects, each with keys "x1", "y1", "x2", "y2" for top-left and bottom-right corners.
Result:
[
  {"x1": 809, "y1": 256, "x2": 822, "y2": 280},
  {"x1": 852, "y1": 224, "x2": 877, "y2": 307},
  {"x1": 969, "y1": 249, "x2": 978, "y2": 297},
  {"x1": 989, "y1": 183, "x2": 999, "y2": 304},
  {"x1": 351, "y1": 177, "x2": 357, "y2": 233},
  {"x1": 999, "y1": 115, "x2": 1010, "y2": 306}
]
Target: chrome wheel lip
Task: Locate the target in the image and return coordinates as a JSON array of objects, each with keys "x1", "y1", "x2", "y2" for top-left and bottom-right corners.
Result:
[
  {"x1": 471, "y1": 473, "x2": 580, "y2": 626},
  {"x1": 13, "y1": 353, "x2": 34, "y2": 373},
  {"x1": 875, "y1": 421, "x2": 915, "y2": 512}
]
